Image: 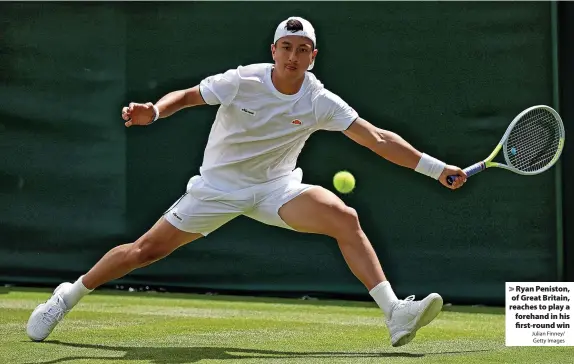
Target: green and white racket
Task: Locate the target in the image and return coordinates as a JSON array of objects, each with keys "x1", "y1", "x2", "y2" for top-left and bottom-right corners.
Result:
[{"x1": 447, "y1": 105, "x2": 565, "y2": 185}]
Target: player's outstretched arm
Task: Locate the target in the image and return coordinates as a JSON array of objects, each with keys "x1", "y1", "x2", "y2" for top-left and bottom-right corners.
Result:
[
  {"x1": 121, "y1": 85, "x2": 206, "y2": 127},
  {"x1": 343, "y1": 117, "x2": 466, "y2": 189}
]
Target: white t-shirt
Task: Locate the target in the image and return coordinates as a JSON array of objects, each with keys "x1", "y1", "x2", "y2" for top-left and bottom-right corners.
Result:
[{"x1": 198, "y1": 63, "x2": 358, "y2": 191}]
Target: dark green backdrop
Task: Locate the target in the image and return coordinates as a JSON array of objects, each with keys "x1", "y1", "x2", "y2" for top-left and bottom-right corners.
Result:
[{"x1": 0, "y1": 2, "x2": 563, "y2": 305}]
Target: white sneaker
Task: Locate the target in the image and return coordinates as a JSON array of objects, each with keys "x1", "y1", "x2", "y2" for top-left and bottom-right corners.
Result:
[
  {"x1": 385, "y1": 293, "x2": 443, "y2": 347},
  {"x1": 26, "y1": 282, "x2": 72, "y2": 341}
]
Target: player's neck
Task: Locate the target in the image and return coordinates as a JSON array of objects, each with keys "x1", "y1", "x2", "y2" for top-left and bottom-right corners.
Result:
[{"x1": 271, "y1": 68, "x2": 305, "y2": 95}]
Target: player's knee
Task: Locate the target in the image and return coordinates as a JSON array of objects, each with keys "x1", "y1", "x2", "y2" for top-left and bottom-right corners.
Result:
[
  {"x1": 341, "y1": 206, "x2": 360, "y2": 230},
  {"x1": 129, "y1": 237, "x2": 170, "y2": 266},
  {"x1": 328, "y1": 206, "x2": 361, "y2": 238}
]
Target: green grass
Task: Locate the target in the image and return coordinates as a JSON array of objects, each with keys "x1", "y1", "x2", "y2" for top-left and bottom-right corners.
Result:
[{"x1": 0, "y1": 288, "x2": 570, "y2": 363}]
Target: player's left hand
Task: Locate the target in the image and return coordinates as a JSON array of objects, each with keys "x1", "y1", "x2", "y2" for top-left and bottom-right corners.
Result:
[{"x1": 439, "y1": 165, "x2": 467, "y2": 190}]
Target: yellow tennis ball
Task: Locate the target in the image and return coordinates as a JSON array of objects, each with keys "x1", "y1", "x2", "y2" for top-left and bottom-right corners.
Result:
[{"x1": 333, "y1": 171, "x2": 355, "y2": 194}]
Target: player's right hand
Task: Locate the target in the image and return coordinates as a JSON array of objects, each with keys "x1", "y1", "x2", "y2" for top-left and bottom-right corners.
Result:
[
  {"x1": 439, "y1": 165, "x2": 467, "y2": 190},
  {"x1": 121, "y1": 102, "x2": 155, "y2": 127}
]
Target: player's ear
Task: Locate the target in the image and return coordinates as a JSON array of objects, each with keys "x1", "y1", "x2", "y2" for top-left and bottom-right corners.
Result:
[
  {"x1": 271, "y1": 43, "x2": 277, "y2": 60},
  {"x1": 311, "y1": 48, "x2": 318, "y2": 63}
]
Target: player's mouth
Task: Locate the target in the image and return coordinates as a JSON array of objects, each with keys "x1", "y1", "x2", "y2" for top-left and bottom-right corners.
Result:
[{"x1": 285, "y1": 65, "x2": 298, "y2": 71}]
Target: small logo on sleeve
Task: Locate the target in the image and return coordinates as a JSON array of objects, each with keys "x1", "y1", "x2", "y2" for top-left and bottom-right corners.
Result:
[{"x1": 291, "y1": 119, "x2": 302, "y2": 125}]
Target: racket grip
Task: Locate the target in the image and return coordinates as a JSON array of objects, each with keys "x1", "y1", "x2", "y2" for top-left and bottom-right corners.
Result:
[{"x1": 447, "y1": 162, "x2": 486, "y2": 185}]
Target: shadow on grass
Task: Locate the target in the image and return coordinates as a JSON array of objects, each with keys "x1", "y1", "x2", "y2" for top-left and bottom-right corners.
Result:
[
  {"x1": 22, "y1": 340, "x2": 493, "y2": 363},
  {"x1": 21, "y1": 340, "x2": 427, "y2": 363}
]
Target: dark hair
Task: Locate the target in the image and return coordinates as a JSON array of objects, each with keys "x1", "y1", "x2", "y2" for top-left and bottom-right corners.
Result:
[
  {"x1": 281, "y1": 19, "x2": 314, "y2": 49},
  {"x1": 285, "y1": 19, "x2": 304, "y2": 33}
]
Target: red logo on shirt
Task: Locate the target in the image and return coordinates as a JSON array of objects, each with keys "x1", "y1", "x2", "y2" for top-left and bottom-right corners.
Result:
[{"x1": 291, "y1": 119, "x2": 302, "y2": 125}]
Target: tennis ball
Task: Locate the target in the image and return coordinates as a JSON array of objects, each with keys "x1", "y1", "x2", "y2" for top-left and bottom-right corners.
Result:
[{"x1": 333, "y1": 171, "x2": 355, "y2": 194}]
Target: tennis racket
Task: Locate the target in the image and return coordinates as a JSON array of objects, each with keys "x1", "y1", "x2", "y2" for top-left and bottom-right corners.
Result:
[{"x1": 447, "y1": 105, "x2": 565, "y2": 185}]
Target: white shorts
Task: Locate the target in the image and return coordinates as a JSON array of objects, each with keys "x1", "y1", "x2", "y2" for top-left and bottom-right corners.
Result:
[{"x1": 163, "y1": 168, "x2": 315, "y2": 236}]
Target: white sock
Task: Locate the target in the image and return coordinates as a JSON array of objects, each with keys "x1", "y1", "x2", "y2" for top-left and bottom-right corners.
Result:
[
  {"x1": 61, "y1": 275, "x2": 93, "y2": 308},
  {"x1": 369, "y1": 281, "x2": 399, "y2": 318}
]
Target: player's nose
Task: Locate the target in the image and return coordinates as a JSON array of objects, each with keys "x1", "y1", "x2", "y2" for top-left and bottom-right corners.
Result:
[{"x1": 288, "y1": 51, "x2": 298, "y2": 62}]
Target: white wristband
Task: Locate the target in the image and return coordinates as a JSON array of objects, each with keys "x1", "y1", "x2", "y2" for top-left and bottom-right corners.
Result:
[
  {"x1": 415, "y1": 153, "x2": 446, "y2": 180},
  {"x1": 151, "y1": 104, "x2": 160, "y2": 124}
]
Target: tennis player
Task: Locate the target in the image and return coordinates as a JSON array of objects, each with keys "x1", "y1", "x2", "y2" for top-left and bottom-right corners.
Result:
[{"x1": 27, "y1": 16, "x2": 467, "y2": 347}]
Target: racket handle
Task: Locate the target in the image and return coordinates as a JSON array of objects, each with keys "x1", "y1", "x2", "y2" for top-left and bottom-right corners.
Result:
[{"x1": 447, "y1": 162, "x2": 486, "y2": 185}]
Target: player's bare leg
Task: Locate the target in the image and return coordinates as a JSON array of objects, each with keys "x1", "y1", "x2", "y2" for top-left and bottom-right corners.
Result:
[
  {"x1": 82, "y1": 217, "x2": 203, "y2": 290},
  {"x1": 278, "y1": 187, "x2": 443, "y2": 347},
  {"x1": 26, "y1": 217, "x2": 202, "y2": 341},
  {"x1": 281, "y1": 188, "x2": 386, "y2": 290}
]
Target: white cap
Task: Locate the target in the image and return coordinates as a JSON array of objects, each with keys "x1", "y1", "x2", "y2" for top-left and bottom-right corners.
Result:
[{"x1": 273, "y1": 16, "x2": 316, "y2": 70}]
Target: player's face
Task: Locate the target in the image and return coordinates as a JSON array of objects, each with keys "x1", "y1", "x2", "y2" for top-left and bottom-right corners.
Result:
[{"x1": 271, "y1": 36, "x2": 317, "y2": 78}]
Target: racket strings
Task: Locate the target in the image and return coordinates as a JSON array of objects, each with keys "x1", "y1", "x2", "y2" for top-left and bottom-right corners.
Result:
[
  {"x1": 508, "y1": 114, "x2": 559, "y2": 170},
  {"x1": 521, "y1": 114, "x2": 561, "y2": 162},
  {"x1": 506, "y1": 109, "x2": 560, "y2": 172},
  {"x1": 510, "y1": 115, "x2": 558, "y2": 166},
  {"x1": 506, "y1": 109, "x2": 561, "y2": 172},
  {"x1": 518, "y1": 133, "x2": 559, "y2": 167}
]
